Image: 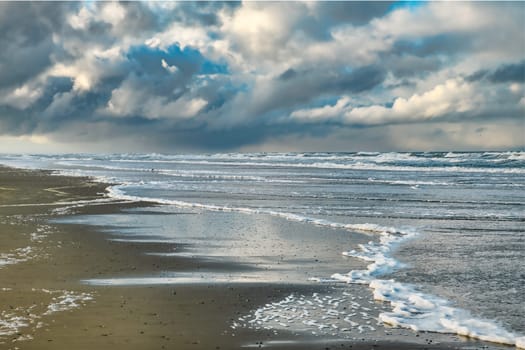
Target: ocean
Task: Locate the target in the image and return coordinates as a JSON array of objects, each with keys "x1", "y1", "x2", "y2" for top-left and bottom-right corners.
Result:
[{"x1": 1, "y1": 151, "x2": 523, "y2": 347}]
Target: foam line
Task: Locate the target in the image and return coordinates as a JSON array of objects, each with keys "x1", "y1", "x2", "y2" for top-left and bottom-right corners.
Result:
[
  {"x1": 108, "y1": 159, "x2": 525, "y2": 174},
  {"x1": 106, "y1": 185, "x2": 407, "y2": 236}
]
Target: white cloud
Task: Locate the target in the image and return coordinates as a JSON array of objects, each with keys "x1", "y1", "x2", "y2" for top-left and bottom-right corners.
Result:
[
  {"x1": 225, "y1": 2, "x2": 523, "y2": 77},
  {"x1": 68, "y1": 6, "x2": 92, "y2": 31},
  {"x1": 46, "y1": 45, "x2": 125, "y2": 93},
  {"x1": 145, "y1": 23, "x2": 209, "y2": 51},
  {"x1": 374, "y1": 2, "x2": 525, "y2": 71},
  {"x1": 0, "y1": 83, "x2": 43, "y2": 109},
  {"x1": 291, "y1": 97, "x2": 351, "y2": 123},
  {"x1": 222, "y1": 2, "x2": 301, "y2": 57},
  {"x1": 42, "y1": 91, "x2": 76, "y2": 119},
  {"x1": 100, "y1": 2, "x2": 126, "y2": 27},
  {"x1": 346, "y1": 78, "x2": 479, "y2": 124},
  {"x1": 509, "y1": 83, "x2": 523, "y2": 94},
  {"x1": 146, "y1": 95, "x2": 207, "y2": 120},
  {"x1": 48, "y1": 63, "x2": 93, "y2": 92},
  {"x1": 104, "y1": 79, "x2": 207, "y2": 120},
  {"x1": 105, "y1": 81, "x2": 142, "y2": 117},
  {"x1": 372, "y1": 2, "x2": 490, "y2": 39},
  {"x1": 290, "y1": 79, "x2": 482, "y2": 126},
  {"x1": 161, "y1": 59, "x2": 178, "y2": 74},
  {"x1": 68, "y1": 3, "x2": 126, "y2": 32}
]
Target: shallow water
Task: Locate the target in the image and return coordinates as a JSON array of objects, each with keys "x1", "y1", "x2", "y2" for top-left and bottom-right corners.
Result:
[{"x1": 1, "y1": 151, "x2": 524, "y2": 346}]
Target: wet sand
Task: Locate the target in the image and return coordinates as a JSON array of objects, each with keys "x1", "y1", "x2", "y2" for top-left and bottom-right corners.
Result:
[{"x1": 0, "y1": 166, "x2": 496, "y2": 350}]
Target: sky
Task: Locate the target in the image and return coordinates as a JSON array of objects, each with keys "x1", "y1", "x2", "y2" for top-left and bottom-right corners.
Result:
[{"x1": 0, "y1": 1, "x2": 524, "y2": 153}]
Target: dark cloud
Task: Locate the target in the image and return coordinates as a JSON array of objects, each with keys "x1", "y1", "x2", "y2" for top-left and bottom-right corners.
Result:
[
  {"x1": 465, "y1": 69, "x2": 488, "y2": 83},
  {"x1": 195, "y1": 76, "x2": 238, "y2": 112},
  {"x1": 0, "y1": 39, "x2": 52, "y2": 89},
  {"x1": 116, "y1": 2, "x2": 159, "y2": 33},
  {"x1": 392, "y1": 34, "x2": 471, "y2": 58},
  {"x1": 383, "y1": 34, "x2": 477, "y2": 79},
  {"x1": 292, "y1": 1, "x2": 395, "y2": 41},
  {"x1": 169, "y1": 2, "x2": 240, "y2": 27},
  {"x1": 467, "y1": 60, "x2": 525, "y2": 83},
  {"x1": 329, "y1": 65, "x2": 387, "y2": 93},
  {"x1": 385, "y1": 79, "x2": 416, "y2": 89},
  {"x1": 33, "y1": 77, "x2": 75, "y2": 112},
  {"x1": 0, "y1": 105, "x2": 32, "y2": 136},
  {"x1": 244, "y1": 65, "x2": 386, "y2": 120},
  {"x1": 278, "y1": 68, "x2": 298, "y2": 81},
  {"x1": 71, "y1": 118, "x2": 338, "y2": 152},
  {"x1": 0, "y1": 2, "x2": 75, "y2": 89},
  {"x1": 385, "y1": 55, "x2": 442, "y2": 78},
  {"x1": 172, "y1": 122, "x2": 339, "y2": 151},
  {"x1": 316, "y1": 1, "x2": 395, "y2": 26},
  {"x1": 487, "y1": 61, "x2": 525, "y2": 83}
]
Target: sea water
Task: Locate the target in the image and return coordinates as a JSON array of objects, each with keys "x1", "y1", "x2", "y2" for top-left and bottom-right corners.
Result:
[{"x1": 0, "y1": 151, "x2": 523, "y2": 347}]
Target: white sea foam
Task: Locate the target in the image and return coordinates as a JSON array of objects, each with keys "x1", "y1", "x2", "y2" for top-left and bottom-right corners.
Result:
[
  {"x1": 234, "y1": 291, "x2": 384, "y2": 337},
  {"x1": 508, "y1": 152, "x2": 525, "y2": 161},
  {"x1": 50, "y1": 198, "x2": 131, "y2": 215},
  {"x1": 157, "y1": 170, "x2": 269, "y2": 182},
  {"x1": 43, "y1": 291, "x2": 93, "y2": 315},
  {"x1": 0, "y1": 289, "x2": 93, "y2": 342},
  {"x1": 371, "y1": 279, "x2": 519, "y2": 346},
  {"x1": 0, "y1": 246, "x2": 34, "y2": 267},
  {"x1": 444, "y1": 152, "x2": 461, "y2": 158},
  {"x1": 106, "y1": 159, "x2": 525, "y2": 174},
  {"x1": 330, "y1": 228, "x2": 525, "y2": 347},
  {"x1": 30, "y1": 226, "x2": 50, "y2": 243},
  {"x1": 2, "y1": 151, "x2": 524, "y2": 169},
  {"x1": 372, "y1": 152, "x2": 418, "y2": 163},
  {"x1": 0, "y1": 312, "x2": 30, "y2": 337},
  {"x1": 30, "y1": 150, "x2": 516, "y2": 175},
  {"x1": 367, "y1": 178, "x2": 452, "y2": 186}
]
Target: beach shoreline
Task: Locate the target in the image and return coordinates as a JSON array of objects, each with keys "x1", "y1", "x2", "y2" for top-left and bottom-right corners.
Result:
[{"x1": 0, "y1": 165, "x2": 513, "y2": 350}]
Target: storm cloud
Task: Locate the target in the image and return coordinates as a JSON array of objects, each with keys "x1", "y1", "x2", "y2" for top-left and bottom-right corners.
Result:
[
  {"x1": 0, "y1": 1, "x2": 524, "y2": 152},
  {"x1": 467, "y1": 61, "x2": 525, "y2": 84}
]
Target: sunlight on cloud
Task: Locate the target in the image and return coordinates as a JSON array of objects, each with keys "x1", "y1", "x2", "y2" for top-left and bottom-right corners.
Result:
[
  {"x1": 161, "y1": 59, "x2": 178, "y2": 74},
  {"x1": 145, "y1": 23, "x2": 209, "y2": 51},
  {"x1": 0, "y1": 84, "x2": 43, "y2": 110},
  {"x1": 290, "y1": 79, "x2": 485, "y2": 126}
]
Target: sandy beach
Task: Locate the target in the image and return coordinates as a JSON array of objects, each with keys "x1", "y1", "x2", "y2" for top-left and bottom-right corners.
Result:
[{"x1": 0, "y1": 165, "x2": 512, "y2": 350}]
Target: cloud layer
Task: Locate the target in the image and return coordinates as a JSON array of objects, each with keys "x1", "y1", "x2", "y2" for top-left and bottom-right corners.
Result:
[{"x1": 0, "y1": 1, "x2": 524, "y2": 152}]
